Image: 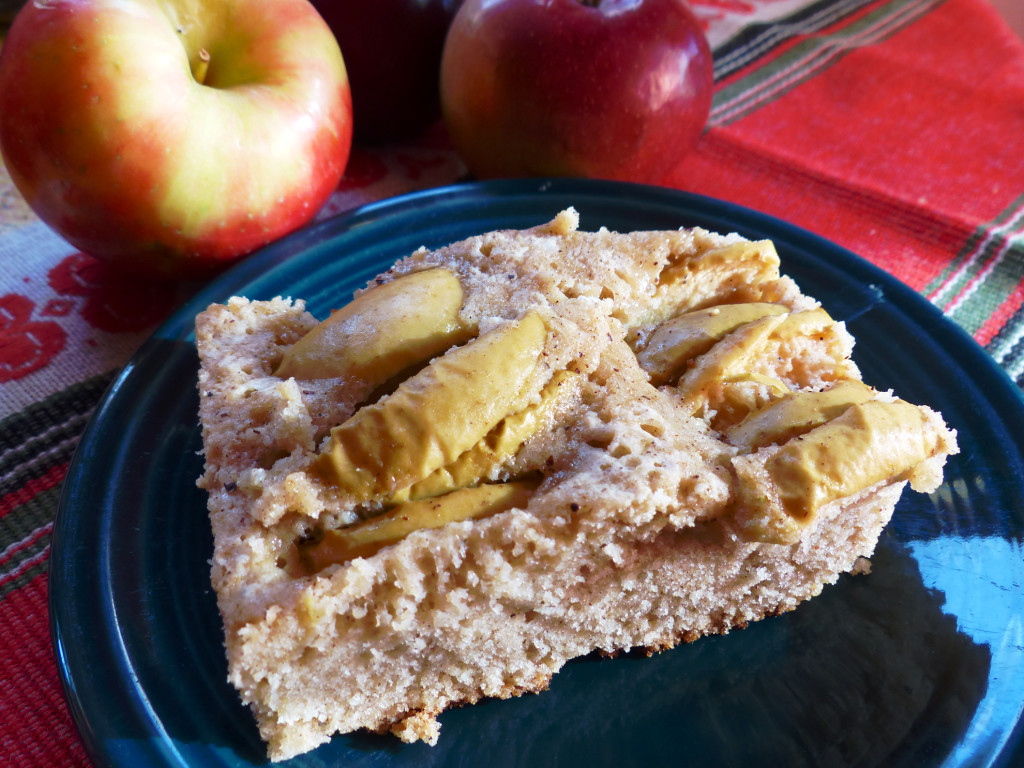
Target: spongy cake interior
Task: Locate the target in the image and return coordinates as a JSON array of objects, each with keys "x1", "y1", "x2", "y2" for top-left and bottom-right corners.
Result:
[{"x1": 195, "y1": 209, "x2": 956, "y2": 761}]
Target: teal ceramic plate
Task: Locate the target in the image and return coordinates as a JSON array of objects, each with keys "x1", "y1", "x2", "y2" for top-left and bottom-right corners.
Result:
[{"x1": 51, "y1": 179, "x2": 1024, "y2": 767}]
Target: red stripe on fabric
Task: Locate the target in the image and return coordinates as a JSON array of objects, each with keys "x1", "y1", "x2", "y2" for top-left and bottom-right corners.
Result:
[
  {"x1": 0, "y1": 542, "x2": 50, "y2": 589},
  {"x1": 672, "y1": 0, "x2": 1024, "y2": 296},
  {"x1": 0, "y1": 522, "x2": 52, "y2": 567},
  {"x1": 668, "y1": 131, "x2": 971, "y2": 291},
  {"x1": 0, "y1": 462, "x2": 67, "y2": 519},
  {"x1": 974, "y1": 280, "x2": 1024, "y2": 347},
  {"x1": 0, "y1": 574, "x2": 91, "y2": 768},
  {"x1": 709, "y1": 5, "x2": 1024, "y2": 226},
  {"x1": 939, "y1": 247, "x2": 1005, "y2": 314},
  {"x1": 928, "y1": 204, "x2": 1024, "y2": 309},
  {"x1": 713, "y1": 0, "x2": 893, "y2": 89},
  {"x1": 712, "y1": 0, "x2": 932, "y2": 125}
]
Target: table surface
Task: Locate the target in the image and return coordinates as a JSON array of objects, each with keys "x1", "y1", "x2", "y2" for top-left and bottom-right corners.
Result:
[{"x1": 2, "y1": 1, "x2": 1023, "y2": 766}]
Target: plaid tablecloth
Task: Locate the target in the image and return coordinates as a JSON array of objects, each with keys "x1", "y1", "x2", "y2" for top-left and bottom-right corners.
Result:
[{"x1": 1, "y1": 0, "x2": 1022, "y2": 765}]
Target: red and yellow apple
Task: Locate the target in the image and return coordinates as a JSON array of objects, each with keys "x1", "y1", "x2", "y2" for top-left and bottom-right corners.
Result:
[
  {"x1": 0, "y1": 0, "x2": 353, "y2": 277},
  {"x1": 310, "y1": 0, "x2": 462, "y2": 144},
  {"x1": 440, "y1": 0, "x2": 714, "y2": 183}
]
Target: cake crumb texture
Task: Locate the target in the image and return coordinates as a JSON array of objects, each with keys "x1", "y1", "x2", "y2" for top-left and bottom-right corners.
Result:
[{"x1": 195, "y1": 209, "x2": 957, "y2": 761}]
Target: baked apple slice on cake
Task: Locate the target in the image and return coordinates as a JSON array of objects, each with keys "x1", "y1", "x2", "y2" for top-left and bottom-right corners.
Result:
[{"x1": 195, "y1": 209, "x2": 957, "y2": 761}]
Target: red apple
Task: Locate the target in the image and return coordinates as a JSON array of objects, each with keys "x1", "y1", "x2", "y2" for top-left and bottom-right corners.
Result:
[
  {"x1": 440, "y1": 0, "x2": 713, "y2": 183},
  {"x1": 0, "y1": 0, "x2": 353, "y2": 278},
  {"x1": 311, "y1": 0, "x2": 461, "y2": 144}
]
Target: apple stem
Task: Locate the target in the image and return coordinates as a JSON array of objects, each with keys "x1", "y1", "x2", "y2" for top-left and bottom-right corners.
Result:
[{"x1": 193, "y1": 49, "x2": 211, "y2": 86}]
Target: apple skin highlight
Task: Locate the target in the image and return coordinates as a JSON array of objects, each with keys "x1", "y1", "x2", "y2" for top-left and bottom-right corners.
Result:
[{"x1": 0, "y1": 0, "x2": 353, "y2": 278}]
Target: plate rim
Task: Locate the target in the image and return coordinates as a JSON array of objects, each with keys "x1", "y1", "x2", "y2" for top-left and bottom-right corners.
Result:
[
  {"x1": 128, "y1": 177, "x2": 1024, "y2": 412},
  {"x1": 48, "y1": 177, "x2": 1024, "y2": 768}
]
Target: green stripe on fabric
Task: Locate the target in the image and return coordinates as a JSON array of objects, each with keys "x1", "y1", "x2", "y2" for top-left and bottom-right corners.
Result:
[
  {"x1": 946, "y1": 242, "x2": 1024, "y2": 336},
  {"x1": 0, "y1": 431, "x2": 78, "y2": 501},
  {"x1": 983, "y1": 262, "x2": 1024, "y2": 367},
  {"x1": 987, "y1": 316, "x2": 1024, "y2": 376},
  {"x1": 0, "y1": 527, "x2": 49, "y2": 578},
  {"x1": 922, "y1": 224, "x2": 994, "y2": 299},
  {"x1": 0, "y1": 369, "x2": 116, "y2": 460},
  {"x1": 713, "y1": 0, "x2": 879, "y2": 80},
  {"x1": 0, "y1": 553, "x2": 49, "y2": 602},
  {"x1": 0, "y1": 371, "x2": 116, "y2": 497},
  {"x1": 710, "y1": 0, "x2": 946, "y2": 127},
  {"x1": 988, "y1": 323, "x2": 1024, "y2": 388},
  {"x1": 923, "y1": 190, "x2": 1024, "y2": 303},
  {"x1": 0, "y1": 406, "x2": 90, "y2": 478},
  {"x1": 0, "y1": 484, "x2": 61, "y2": 557}
]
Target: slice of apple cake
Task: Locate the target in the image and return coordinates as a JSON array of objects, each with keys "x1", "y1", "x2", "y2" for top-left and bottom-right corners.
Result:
[{"x1": 195, "y1": 208, "x2": 957, "y2": 761}]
